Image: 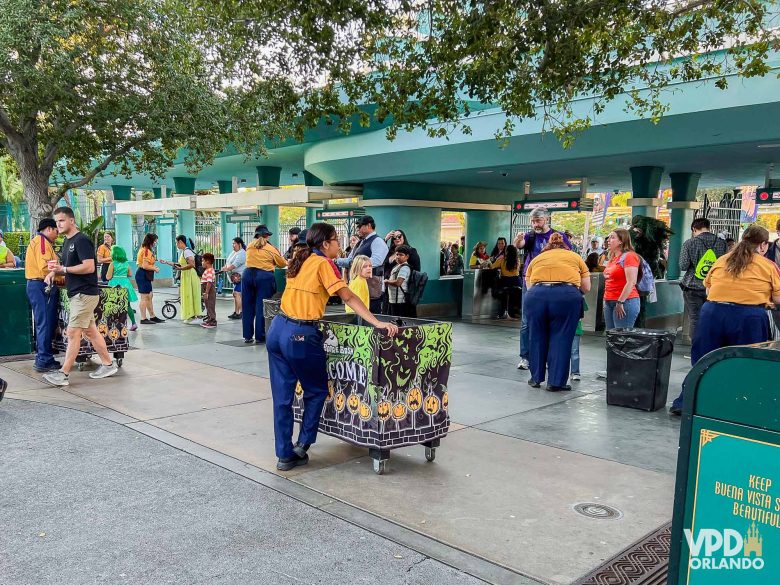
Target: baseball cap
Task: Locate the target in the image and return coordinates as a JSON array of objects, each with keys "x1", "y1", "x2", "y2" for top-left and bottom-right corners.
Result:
[{"x1": 294, "y1": 229, "x2": 309, "y2": 246}]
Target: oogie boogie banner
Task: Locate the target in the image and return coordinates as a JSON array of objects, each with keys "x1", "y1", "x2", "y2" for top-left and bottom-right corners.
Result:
[
  {"x1": 54, "y1": 286, "x2": 130, "y2": 355},
  {"x1": 292, "y1": 318, "x2": 452, "y2": 449}
]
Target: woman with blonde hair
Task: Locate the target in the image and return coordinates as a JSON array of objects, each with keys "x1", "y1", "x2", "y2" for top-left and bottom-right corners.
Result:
[
  {"x1": 242, "y1": 225, "x2": 287, "y2": 343},
  {"x1": 670, "y1": 225, "x2": 780, "y2": 415},
  {"x1": 602, "y1": 229, "x2": 641, "y2": 329},
  {"x1": 524, "y1": 232, "x2": 591, "y2": 391},
  {"x1": 346, "y1": 255, "x2": 371, "y2": 314}
]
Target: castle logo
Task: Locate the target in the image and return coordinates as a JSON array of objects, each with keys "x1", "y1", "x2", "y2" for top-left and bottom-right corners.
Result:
[{"x1": 685, "y1": 523, "x2": 764, "y2": 571}]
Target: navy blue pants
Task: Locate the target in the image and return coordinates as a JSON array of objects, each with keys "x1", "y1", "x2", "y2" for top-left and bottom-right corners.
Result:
[
  {"x1": 241, "y1": 268, "x2": 276, "y2": 341},
  {"x1": 525, "y1": 284, "x2": 582, "y2": 387},
  {"x1": 672, "y1": 302, "x2": 769, "y2": 409},
  {"x1": 26, "y1": 280, "x2": 59, "y2": 368},
  {"x1": 267, "y1": 316, "x2": 328, "y2": 459}
]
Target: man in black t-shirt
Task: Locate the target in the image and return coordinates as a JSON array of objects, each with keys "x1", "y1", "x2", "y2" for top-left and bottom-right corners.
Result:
[{"x1": 43, "y1": 207, "x2": 118, "y2": 387}]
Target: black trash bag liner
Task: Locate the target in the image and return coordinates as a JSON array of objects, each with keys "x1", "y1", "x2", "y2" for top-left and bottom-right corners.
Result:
[{"x1": 606, "y1": 328, "x2": 676, "y2": 360}]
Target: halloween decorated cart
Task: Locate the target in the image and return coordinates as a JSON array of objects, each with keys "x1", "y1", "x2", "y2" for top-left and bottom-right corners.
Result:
[
  {"x1": 53, "y1": 286, "x2": 130, "y2": 369},
  {"x1": 293, "y1": 314, "x2": 452, "y2": 475}
]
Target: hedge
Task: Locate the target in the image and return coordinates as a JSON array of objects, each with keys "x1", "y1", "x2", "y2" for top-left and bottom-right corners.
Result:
[{"x1": 2, "y1": 231, "x2": 29, "y2": 256}]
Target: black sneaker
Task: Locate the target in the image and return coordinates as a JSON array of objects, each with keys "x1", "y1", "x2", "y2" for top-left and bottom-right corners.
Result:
[
  {"x1": 150, "y1": 317, "x2": 165, "y2": 323},
  {"x1": 33, "y1": 362, "x2": 62, "y2": 373},
  {"x1": 277, "y1": 450, "x2": 309, "y2": 471},
  {"x1": 295, "y1": 442, "x2": 311, "y2": 453},
  {"x1": 669, "y1": 405, "x2": 682, "y2": 416},
  {"x1": 527, "y1": 379, "x2": 541, "y2": 388},
  {"x1": 546, "y1": 385, "x2": 572, "y2": 392},
  {"x1": 140, "y1": 319, "x2": 155, "y2": 325},
  {"x1": 229, "y1": 313, "x2": 242, "y2": 320},
  {"x1": 244, "y1": 338, "x2": 254, "y2": 344}
]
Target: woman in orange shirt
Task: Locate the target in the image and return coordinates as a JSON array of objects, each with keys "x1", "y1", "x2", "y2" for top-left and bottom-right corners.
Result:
[
  {"x1": 135, "y1": 233, "x2": 164, "y2": 324},
  {"x1": 242, "y1": 225, "x2": 287, "y2": 344},
  {"x1": 602, "y1": 229, "x2": 641, "y2": 329},
  {"x1": 269, "y1": 223, "x2": 397, "y2": 471}
]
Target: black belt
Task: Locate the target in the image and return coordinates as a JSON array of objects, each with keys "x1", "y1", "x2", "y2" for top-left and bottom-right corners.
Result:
[
  {"x1": 711, "y1": 301, "x2": 767, "y2": 309},
  {"x1": 28, "y1": 278, "x2": 45, "y2": 281},
  {"x1": 534, "y1": 282, "x2": 577, "y2": 287},
  {"x1": 279, "y1": 312, "x2": 319, "y2": 326}
]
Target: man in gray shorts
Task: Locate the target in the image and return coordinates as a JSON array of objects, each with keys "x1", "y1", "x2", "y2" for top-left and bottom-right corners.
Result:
[{"x1": 43, "y1": 207, "x2": 118, "y2": 387}]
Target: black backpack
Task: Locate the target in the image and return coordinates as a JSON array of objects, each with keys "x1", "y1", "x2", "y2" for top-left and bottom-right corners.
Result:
[
  {"x1": 405, "y1": 269, "x2": 429, "y2": 306},
  {"x1": 189, "y1": 248, "x2": 205, "y2": 277}
]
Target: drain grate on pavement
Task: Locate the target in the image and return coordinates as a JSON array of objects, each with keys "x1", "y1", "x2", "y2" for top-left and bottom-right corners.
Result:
[
  {"x1": 573, "y1": 502, "x2": 623, "y2": 520},
  {"x1": 574, "y1": 522, "x2": 671, "y2": 585}
]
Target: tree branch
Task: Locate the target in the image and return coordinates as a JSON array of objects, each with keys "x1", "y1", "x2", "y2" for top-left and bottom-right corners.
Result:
[
  {"x1": 55, "y1": 137, "x2": 145, "y2": 195},
  {"x1": 669, "y1": 0, "x2": 716, "y2": 19},
  {"x1": 0, "y1": 104, "x2": 23, "y2": 145}
]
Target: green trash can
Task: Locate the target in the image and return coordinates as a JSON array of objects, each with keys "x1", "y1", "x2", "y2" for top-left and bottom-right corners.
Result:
[{"x1": 0, "y1": 269, "x2": 33, "y2": 356}]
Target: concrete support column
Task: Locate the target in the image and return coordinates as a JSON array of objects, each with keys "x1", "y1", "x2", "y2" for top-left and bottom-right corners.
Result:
[
  {"x1": 628, "y1": 166, "x2": 664, "y2": 218},
  {"x1": 305, "y1": 207, "x2": 318, "y2": 226},
  {"x1": 465, "y1": 210, "x2": 510, "y2": 260},
  {"x1": 667, "y1": 172, "x2": 701, "y2": 281},
  {"x1": 156, "y1": 225, "x2": 175, "y2": 278},
  {"x1": 115, "y1": 215, "x2": 133, "y2": 261},
  {"x1": 172, "y1": 177, "x2": 196, "y2": 247},
  {"x1": 217, "y1": 180, "x2": 236, "y2": 257},
  {"x1": 367, "y1": 205, "x2": 441, "y2": 277}
]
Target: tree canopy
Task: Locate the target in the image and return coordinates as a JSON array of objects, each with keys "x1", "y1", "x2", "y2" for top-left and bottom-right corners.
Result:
[{"x1": 0, "y1": 0, "x2": 777, "y2": 227}]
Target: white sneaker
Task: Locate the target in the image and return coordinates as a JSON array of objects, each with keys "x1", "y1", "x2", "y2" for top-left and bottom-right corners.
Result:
[
  {"x1": 89, "y1": 362, "x2": 119, "y2": 379},
  {"x1": 43, "y1": 371, "x2": 69, "y2": 387},
  {"x1": 517, "y1": 358, "x2": 530, "y2": 370},
  {"x1": 571, "y1": 373, "x2": 581, "y2": 381}
]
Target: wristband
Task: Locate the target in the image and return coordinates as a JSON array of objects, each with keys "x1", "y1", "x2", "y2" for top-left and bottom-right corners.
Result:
[{"x1": 63, "y1": 266, "x2": 67, "y2": 274}]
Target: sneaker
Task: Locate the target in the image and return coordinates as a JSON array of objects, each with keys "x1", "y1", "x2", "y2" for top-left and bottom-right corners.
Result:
[
  {"x1": 517, "y1": 358, "x2": 530, "y2": 370},
  {"x1": 571, "y1": 373, "x2": 581, "y2": 381},
  {"x1": 150, "y1": 317, "x2": 165, "y2": 323},
  {"x1": 228, "y1": 313, "x2": 241, "y2": 320},
  {"x1": 244, "y1": 338, "x2": 254, "y2": 344},
  {"x1": 546, "y1": 384, "x2": 572, "y2": 392},
  {"x1": 43, "y1": 371, "x2": 69, "y2": 387},
  {"x1": 201, "y1": 322, "x2": 216, "y2": 329},
  {"x1": 277, "y1": 450, "x2": 309, "y2": 471},
  {"x1": 527, "y1": 379, "x2": 541, "y2": 388},
  {"x1": 669, "y1": 405, "x2": 682, "y2": 416},
  {"x1": 140, "y1": 319, "x2": 154, "y2": 325},
  {"x1": 295, "y1": 442, "x2": 311, "y2": 453},
  {"x1": 89, "y1": 361, "x2": 119, "y2": 380},
  {"x1": 33, "y1": 362, "x2": 62, "y2": 373},
  {"x1": 129, "y1": 324, "x2": 138, "y2": 331}
]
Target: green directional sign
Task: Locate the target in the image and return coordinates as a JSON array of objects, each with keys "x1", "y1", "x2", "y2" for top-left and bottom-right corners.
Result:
[
  {"x1": 226, "y1": 213, "x2": 262, "y2": 223},
  {"x1": 156, "y1": 217, "x2": 176, "y2": 226},
  {"x1": 316, "y1": 208, "x2": 364, "y2": 220}
]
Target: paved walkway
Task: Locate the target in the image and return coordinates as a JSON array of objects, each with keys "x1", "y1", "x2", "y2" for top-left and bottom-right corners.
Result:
[{"x1": 2, "y1": 289, "x2": 688, "y2": 584}]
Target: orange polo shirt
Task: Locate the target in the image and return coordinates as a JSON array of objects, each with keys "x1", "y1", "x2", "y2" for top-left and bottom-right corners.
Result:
[
  {"x1": 25, "y1": 234, "x2": 57, "y2": 279},
  {"x1": 136, "y1": 248, "x2": 156, "y2": 268},
  {"x1": 246, "y1": 243, "x2": 287, "y2": 271},
  {"x1": 281, "y1": 255, "x2": 347, "y2": 320}
]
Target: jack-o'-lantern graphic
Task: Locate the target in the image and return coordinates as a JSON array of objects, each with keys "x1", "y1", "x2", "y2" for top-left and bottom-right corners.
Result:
[
  {"x1": 392, "y1": 402, "x2": 407, "y2": 420},
  {"x1": 334, "y1": 392, "x2": 346, "y2": 412},
  {"x1": 295, "y1": 382, "x2": 303, "y2": 397},
  {"x1": 406, "y1": 387, "x2": 423, "y2": 411},
  {"x1": 347, "y1": 393, "x2": 360, "y2": 413},
  {"x1": 98, "y1": 322, "x2": 108, "y2": 335},
  {"x1": 377, "y1": 400, "x2": 391, "y2": 421},
  {"x1": 109, "y1": 327, "x2": 120, "y2": 340},
  {"x1": 423, "y1": 394, "x2": 440, "y2": 415},
  {"x1": 442, "y1": 391, "x2": 449, "y2": 411},
  {"x1": 326, "y1": 380, "x2": 335, "y2": 401},
  {"x1": 121, "y1": 326, "x2": 128, "y2": 338},
  {"x1": 358, "y1": 401, "x2": 372, "y2": 421}
]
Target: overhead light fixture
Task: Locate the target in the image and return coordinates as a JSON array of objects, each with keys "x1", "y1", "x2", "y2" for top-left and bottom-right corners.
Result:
[
  {"x1": 566, "y1": 179, "x2": 582, "y2": 186},
  {"x1": 757, "y1": 144, "x2": 780, "y2": 148}
]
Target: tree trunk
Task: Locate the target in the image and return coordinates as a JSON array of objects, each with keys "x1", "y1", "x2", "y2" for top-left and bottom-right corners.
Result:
[{"x1": 7, "y1": 142, "x2": 55, "y2": 235}]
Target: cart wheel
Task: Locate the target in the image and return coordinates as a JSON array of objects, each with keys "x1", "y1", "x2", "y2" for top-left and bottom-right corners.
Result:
[
  {"x1": 162, "y1": 303, "x2": 177, "y2": 319},
  {"x1": 77, "y1": 362, "x2": 85, "y2": 371},
  {"x1": 116, "y1": 358, "x2": 123, "y2": 368},
  {"x1": 373, "y1": 459, "x2": 386, "y2": 475},
  {"x1": 425, "y1": 447, "x2": 436, "y2": 462}
]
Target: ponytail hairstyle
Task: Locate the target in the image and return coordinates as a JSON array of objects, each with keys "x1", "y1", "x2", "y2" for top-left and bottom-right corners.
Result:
[
  {"x1": 287, "y1": 222, "x2": 336, "y2": 278},
  {"x1": 542, "y1": 232, "x2": 569, "y2": 252},
  {"x1": 504, "y1": 245, "x2": 519, "y2": 271},
  {"x1": 175, "y1": 235, "x2": 195, "y2": 250},
  {"x1": 725, "y1": 225, "x2": 769, "y2": 277},
  {"x1": 249, "y1": 233, "x2": 268, "y2": 250}
]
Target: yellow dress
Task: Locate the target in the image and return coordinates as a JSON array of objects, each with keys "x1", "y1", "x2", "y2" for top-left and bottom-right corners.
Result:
[{"x1": 179, "y1": 252, "x2": 202, "y2": 320}]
